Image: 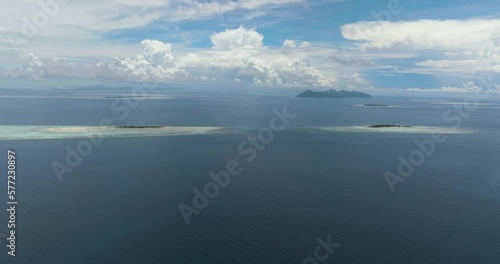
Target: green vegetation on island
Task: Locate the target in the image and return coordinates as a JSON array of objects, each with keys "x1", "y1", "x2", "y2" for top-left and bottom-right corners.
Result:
[
  {"x1": 116, "y1": 125, "x2": 163, "y2": 129},
  {"x1": 363, "y1": 104, "x2": 389, "y2": 107},
  {"x1": 368, "y1": 124, "x2": 412, "y2": 128}
]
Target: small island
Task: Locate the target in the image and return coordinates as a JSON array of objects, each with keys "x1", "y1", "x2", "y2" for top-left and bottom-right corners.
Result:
[
  {"x1": 362, "y1": 104, "x2": 389, "y2": 107},
  {"x1": 297, "y1": 89, "x2": 371, "y2": 99},
  {"x1": 105, "y1": 95, "x2": 152, "y2": 99},
  {"x1": 368, "y1": 124, "x2": 411, "y2": 128},
  {"x1": 116, "y1": 125, "x2": 163, "y2": 129}
]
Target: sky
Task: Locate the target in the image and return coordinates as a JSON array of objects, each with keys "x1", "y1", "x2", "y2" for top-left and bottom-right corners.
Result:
[{"x1": 1, "y1": 0, "x2": 500, "y2": 94}]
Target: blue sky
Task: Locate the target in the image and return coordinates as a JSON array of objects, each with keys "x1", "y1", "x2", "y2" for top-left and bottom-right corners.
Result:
[{"x1": 1, "y1": 0, "x2": 500, "y2": 94}]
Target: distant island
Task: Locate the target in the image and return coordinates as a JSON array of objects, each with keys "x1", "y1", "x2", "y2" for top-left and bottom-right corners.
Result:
[
  {"x1": 297, "y1": 89, "x2": 372, "y2": 98},
  {"x1": 105, "y1": 95, "x2": 152, "y2": 99},
  {"x1": 116, "y1": 125, "x2": 163, "y2": 129},
  {"x1": 368, "y1": 124, "x2": 411, "y2": 128},
  {"x1": 363, "y1": 104, "x2": 388, "y2": 107}
]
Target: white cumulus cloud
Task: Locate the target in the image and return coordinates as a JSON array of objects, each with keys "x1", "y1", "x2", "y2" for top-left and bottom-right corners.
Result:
[
  {"x1": 5, "y1": 53, "x2": 45, "y2": 79},
  {"x1": 4, "y1": 27, "x2": 335, "y2": 88},
  {"x1": 299, "y1": 41, "x2": 311, "y2": 48},
  {"x1": 179, "y1": 28, "x2": 333, "y2": 86},
  {"x1": 210, "y1": 26, "x2": 264, "y2": 49},
  {"x1": 99, "y1": 40, "x2": 187, "y2": 82},
  {"x1": 283, "y1": 39, "x2": 296, "y2": 48}
]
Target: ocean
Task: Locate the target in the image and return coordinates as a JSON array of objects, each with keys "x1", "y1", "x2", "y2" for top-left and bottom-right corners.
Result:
[{"x1": 0, "y1": 88, "x2": 499, "y2": 264}]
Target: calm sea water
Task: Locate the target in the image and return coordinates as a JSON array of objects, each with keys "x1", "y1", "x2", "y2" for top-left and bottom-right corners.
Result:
[{"x1": 0, "y1": 88, "x2": 499, "y2": 264}]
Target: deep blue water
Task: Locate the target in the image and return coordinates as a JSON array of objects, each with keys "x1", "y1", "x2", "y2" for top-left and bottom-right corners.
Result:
[{"x1": 0, "y1": 89, "x2": 499, "y2": 264}]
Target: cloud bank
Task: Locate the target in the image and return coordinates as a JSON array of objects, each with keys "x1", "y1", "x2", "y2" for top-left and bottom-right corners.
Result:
[
  {"x1": 8, "y1": 27, "x2": 336, "y2": 87},
  {"x1": 408, "y1": 82, "x2": 500, "y2": 93},
  {"x1": 341, "y1": 19, "x2": 500, "y2": 76}
]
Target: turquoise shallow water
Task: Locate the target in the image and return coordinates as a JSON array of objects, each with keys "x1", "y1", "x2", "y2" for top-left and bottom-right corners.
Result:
[
  {"x1": 0, "y1": 89, "x2": 499, "y2": 264},
  {"x1": 0, "y1": 126, "x2": 225, "y2": 140},
  {"x1": 0, "y1": 125, "x2": 474, "y2": 140}
]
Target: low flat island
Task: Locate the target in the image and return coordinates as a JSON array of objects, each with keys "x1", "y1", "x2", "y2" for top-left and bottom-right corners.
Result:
[
  {"x1": 116, "y1": 125, "x2": 164, "y2": 129},
  {"x1": 318, "y1": 125, "x2": 473, "y2": 134},
  {"x1": 362, "y1": 104, "x2": 389, "y2": 107},
  {"x1": 368, "y1": 124, "x2": 411, "y2": 128}
]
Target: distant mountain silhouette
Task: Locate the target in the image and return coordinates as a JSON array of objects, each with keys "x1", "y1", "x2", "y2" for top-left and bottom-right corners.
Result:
[{"x1": 297, "y1": 89, "x2": 372, "y2": 98}]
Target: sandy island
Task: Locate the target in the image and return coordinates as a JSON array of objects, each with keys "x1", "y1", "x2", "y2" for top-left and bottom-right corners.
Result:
[
  {"x1": 318, "y1": 125, "x2": 474, "y2": 134},
  {"x1": 0, "y1": 126, "x2": 225, "y2": 140}
]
